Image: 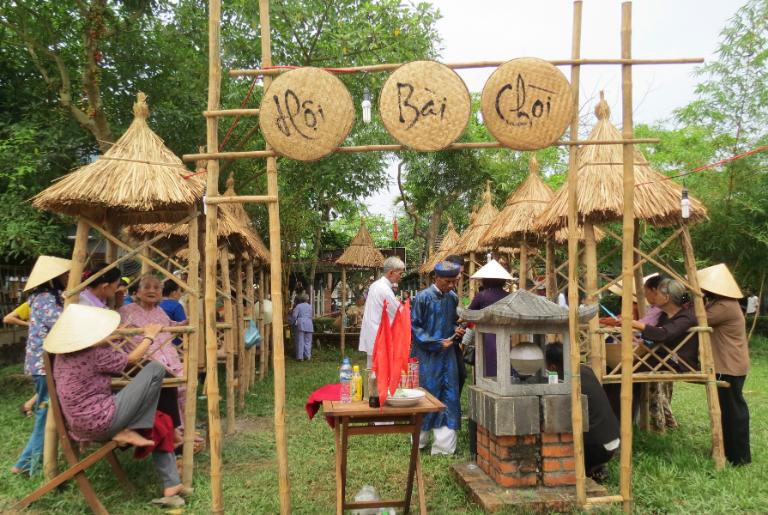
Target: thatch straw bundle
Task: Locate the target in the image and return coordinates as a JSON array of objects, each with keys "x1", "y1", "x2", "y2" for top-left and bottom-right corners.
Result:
[
  {"x1": 535, "y1": 92, "x2": 707, "y2": 233},
  {"x1": 451, "y1": 182, "x2": 499, "y2": 255},
  {"x1": 482, "y1": 154, "x2": 555, "y2": 248},
  {"x1": 32, "y1": 92, "x2": 204, "y2": 224},
  {"x1": 335, "y1": 218, "x2": 385, "y2": 268},
  {"x1": 419, "y1": 219, "x2": 461, "y2": 273},
  {"x1": 551, "y1": 224, "x2": 605, "y2": 245}
]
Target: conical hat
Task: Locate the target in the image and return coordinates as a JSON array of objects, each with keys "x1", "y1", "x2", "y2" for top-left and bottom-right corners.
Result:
[
  {"x1": 470, "y1": 259, "x2": 513, "y2": 281},
  {"x1": 607, "y1": 273, "x2": 659, "y2": 298},
  {"x1": 697, "y1": 263, "x2": 743, "y2": 299},
  {"x1": 24, "y1": 256, "x2": 72, "y2": 291},
  {"x1": 43, "y1": 304, "x2": 121, "y2": 354}
]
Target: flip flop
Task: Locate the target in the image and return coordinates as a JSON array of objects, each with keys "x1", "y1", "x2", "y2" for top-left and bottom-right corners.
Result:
[{"x1": 150, "y1": 495, "x2": 185, "y2": 508}]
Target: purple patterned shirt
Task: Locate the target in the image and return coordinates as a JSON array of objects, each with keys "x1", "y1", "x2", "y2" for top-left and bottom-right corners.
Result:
[
  {"x1": 53, "y1": 345, "x2": 128, "y2": 440},
  {"x1": 25, "y1": 292, "x2": 63, "y2": 376}
]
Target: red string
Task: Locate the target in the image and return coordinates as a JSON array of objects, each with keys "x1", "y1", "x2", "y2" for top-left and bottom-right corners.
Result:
[
  {"x1": 636, "y1": 143, "x2": 768, "y2": 187},
  {"x1": 183, "y1": 77, "x2": 259, "y2": 179}
]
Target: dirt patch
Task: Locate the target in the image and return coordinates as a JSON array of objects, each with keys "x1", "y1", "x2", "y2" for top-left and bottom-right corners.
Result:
[{"x1": 231, "y1": 415, "x2": 273, "y2": 435}]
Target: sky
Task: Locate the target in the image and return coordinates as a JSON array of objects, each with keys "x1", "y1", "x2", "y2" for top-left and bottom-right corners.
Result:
[{"x1": 365, "y1": 0, "x2": 742, "y2": 216}]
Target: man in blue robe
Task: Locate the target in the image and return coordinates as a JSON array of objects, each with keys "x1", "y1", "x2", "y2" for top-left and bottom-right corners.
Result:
[{"x1": 411, "y1": 260, "x2": 464, "y2": 454}]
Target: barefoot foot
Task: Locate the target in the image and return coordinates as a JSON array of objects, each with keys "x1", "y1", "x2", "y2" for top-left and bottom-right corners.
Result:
[{"x1": 112, "y1": 428, "x2": 155, "y2": 447}]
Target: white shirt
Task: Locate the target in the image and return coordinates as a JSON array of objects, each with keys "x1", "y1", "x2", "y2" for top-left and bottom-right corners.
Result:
[
  {"x1": 746, "y1": 295, "x2": 759, "y2": 314},
  {"x1": 359, "y1": 275, "x2": 400, "y2": 354}
]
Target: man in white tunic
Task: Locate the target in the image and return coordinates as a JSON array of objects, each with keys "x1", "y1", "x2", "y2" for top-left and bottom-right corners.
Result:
[{"x1": 359, "y1": 257, "x2": 405, "y2": 367}]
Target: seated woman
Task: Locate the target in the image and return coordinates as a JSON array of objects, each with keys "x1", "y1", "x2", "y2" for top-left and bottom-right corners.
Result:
[
  {"x1": 119, "y1": 274, "x2": 185, "y2": 429},
  {"x1": 631, "y1": 277, "x2": 699, "y2": 372},
  {"x1": 44, "y1": 304, "x2": 190, "y2": 506}
]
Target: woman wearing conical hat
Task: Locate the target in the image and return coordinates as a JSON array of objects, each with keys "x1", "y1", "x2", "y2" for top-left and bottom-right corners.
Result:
[
  {"x1": 44, "y1": 305, "x2": 192, "y2": 506},
  {"x1": 697, "y1": 263, "x2": 751, "y2": 466},
  {"x1": 11, "y1": 256, "x2": 71, "y2": 476}
]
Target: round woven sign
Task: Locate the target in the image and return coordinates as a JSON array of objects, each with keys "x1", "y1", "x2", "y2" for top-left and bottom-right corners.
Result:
[
  {"x1": 481, "y1": 58, "x2": 574, "y2": 150},
  {"x1": 379, "y1": 61, "x2": 471, "y2": 151},
  {"x1": 259, "y1": 67, "x2": 354, "y2": 161}
]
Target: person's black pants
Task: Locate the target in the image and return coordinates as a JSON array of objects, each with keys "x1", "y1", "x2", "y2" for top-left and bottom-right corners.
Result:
[
  {"x1": 455, "y1": 344, "x2": 467, "y2": 394},
  {"x1": 584, "y1": 441, "x2": 615, "y2": 474},
  {"x1": 717, "y1": 374, "x2": 751, "y2": 466}
]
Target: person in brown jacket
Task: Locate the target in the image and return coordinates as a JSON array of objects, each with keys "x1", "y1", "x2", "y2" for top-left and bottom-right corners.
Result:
[{"x1": 697, "y1": 263, "x2": 751, "y2": 466}]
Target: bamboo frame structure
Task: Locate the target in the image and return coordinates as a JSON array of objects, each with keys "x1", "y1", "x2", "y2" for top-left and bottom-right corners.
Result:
[{"x1": 185, "y1": 1, "x2": 711, "y2": 512}]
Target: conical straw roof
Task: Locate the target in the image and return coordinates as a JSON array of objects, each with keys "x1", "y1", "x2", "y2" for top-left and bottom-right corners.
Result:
[
  {"x1": 483, "y1": 154, "x2": 554, "y2": 248},
  {"x1": 419, "y1": 219, "x2": 461, "y2": 274},
  {"x1": 535, "y1": 92, "x2": 707, "y2": 234},
  {"x1": 335, "y1": 218, "x2": 385, "y2": 268},
  {"x1": 32, "y1": 92, "x2": 204, "y2": 224},
  {"x1": 127, "y1": 171, "x2": 269, "y2": 263},
  {"x1": 451, "y1": 182, "x2": 499, "y2": 255}
]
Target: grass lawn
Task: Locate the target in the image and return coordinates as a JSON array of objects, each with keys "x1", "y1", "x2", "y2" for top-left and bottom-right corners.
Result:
[{"x1": 0, "y1": 337, "x2": 766, "y2": 514}]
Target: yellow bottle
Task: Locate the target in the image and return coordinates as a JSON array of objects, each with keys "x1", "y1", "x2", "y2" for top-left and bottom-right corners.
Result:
[{"x1": 352, "y1": 365, "x2": 363, "y2": 401}]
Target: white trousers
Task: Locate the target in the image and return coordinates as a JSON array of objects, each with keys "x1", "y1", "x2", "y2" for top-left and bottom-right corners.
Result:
[{"x1": 419, "y1": 426, "x2": 457, "y2": 455}]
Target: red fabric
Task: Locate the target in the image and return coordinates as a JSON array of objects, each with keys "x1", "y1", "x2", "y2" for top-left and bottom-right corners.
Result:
[
  {"x1": 305, "y1": 383, "x2": 341, "y2": 428},
  {"x1": 135, "y1": 410, "x2": 175, "y2": 459},
  {"x1": 372, "y1": 301, "x2": 393, "y2": 403},
  {"x1": 390, "y1": 299, "x2": 412, "y2": 392},
  {"x1": 372, "y1": 300, "x2": 412, "y2": 403}
]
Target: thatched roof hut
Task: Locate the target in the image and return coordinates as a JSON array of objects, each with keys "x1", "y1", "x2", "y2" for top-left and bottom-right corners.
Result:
[
  {"x1": 335, "y1": 218, "x2": 385, "y2": 268},
  {"x1": 419, "y1": 219, "x2": 461, "y2": 274},
  {"x1": 126, "y1": 167, "x2": 269, "y2": 263},
  {"x1": 482, "y1": 154, "x2": 554, "y2": 248},
  {"x1": 32, "y1": 92, "x2": 204, "y2": 224},
  {"x1": 451, "y1": 182, "x2": 499, "y2": 255},
  {"x1": 551, "y1": 225, "x2": 605, "y2": 245},
  {"x1": 535, "y1": 92, "x2": 707, "y2": 233}
]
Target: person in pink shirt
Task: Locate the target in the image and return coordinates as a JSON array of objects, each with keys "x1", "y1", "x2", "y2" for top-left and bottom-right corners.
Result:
[{"x1": 119, "y1": 275, "x2": 185, "y2": 434}]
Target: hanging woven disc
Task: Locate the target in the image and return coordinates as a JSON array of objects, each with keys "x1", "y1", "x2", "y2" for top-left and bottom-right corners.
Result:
[
  {"x1": 481, "y1": 57, "x2": 574, "y2": 150},
  {"x1": 379, "y1": 60, "x2": 471, "y2": 151},
  {"x1": 259, "y1": 67, "x2": 354, "y2": 161}
]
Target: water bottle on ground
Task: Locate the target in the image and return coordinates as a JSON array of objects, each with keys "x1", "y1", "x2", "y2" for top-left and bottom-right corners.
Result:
[{"x1": 340, "y1": 357, "x2": 353, "y2": 403}]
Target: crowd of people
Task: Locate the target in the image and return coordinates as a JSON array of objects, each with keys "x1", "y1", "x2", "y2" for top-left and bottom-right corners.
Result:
[
  {"x1": 5, "y1": 256, "x2": 194, "y2": 507},
  {"x1": 349, "y1": 255, "x2": 753, "y2": 481}
]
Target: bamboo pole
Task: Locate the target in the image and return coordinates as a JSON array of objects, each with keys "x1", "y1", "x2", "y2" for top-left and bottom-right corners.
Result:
[
  {"x1": 545, "y1": 239, "x2": 556, "y2": 299},
  {"x1": 246, "y1": 260, "x2": 256, "y2": 389},
  {"x1": 584, "y1": 223, "x2": 601, "y2": 377},
  {"x1": 340, "y1": 266, "x2": 347, "y2": 356},
  {"x1": 182, "y1": 207, "x2": 201, "y2": 487},
  {"x1": 182, "y1": 138, "x2": 662, "y2": 162},
  {"x1": 205, "y1": 0, "x2": 224, "y2": 510},
  {"x1": 43, "y1": 219, "x2": 90, "y2": 480},
  {"x1": 567, "y1": 0, "x2": 586, "y2": 507},
  {"x1": 680, "y1": 226, "x2": 726, "y2": 469},
  {"x1": 204, "y1": 108, "x2": 261, "y2": 117},
  {"x1": 228, "y1": 57, "x2": 703, "y2": 77},
  {"x1": 519, "y1": 240, "x2": 528, "y2": 290},
  {"x1": 236, "y1": 256, "x2": 247, "y2": 409},
  {"x1": 260, "y1": 0, "x2": 292, "y2": 510},
  {"x1": 632, "y1": 220, "x2": 651, "y2": 431},
  {"x1": 258, "y1": 267, "x2": 266, "y2": 380},
  {"x1": 140, "y1": 245, "x2": 151, "y2": 274},
  {"x1": 197, "y1": 215, "x2": 207, "y2": 373},
  {"x1": 221, "y1": 255, "x2": 236, "y2": 433},
  {"x1": 619, "y1": 4, "x2": 635, "y2": 512},
  {"x1": 468, "y1": 252, "x2": 476, "y2": 298},
  {"x1": 206, "y1": 195, "x2": 278, "y2": 205}
]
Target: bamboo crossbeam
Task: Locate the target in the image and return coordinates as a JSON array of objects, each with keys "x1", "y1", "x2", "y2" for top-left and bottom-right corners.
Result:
[
  {"x1": 85, "y1": 219, "x2": 194, "y2": 294},
  {"x1": 585, "y1": 495, "x2": 625, "y2": 506},
  {"x1": 182, "y1": 138, "x2": 661, "y2": 162},
  {"x1": 205, "y1": 195, "x2": 278, "y2": 204},
  {"x1": 602, "y1": 373, "x2": 710, "y2": 383},
  {"x1": 216, "y1": 322, "x2": 233, "y2": 330},
  {"x1": 115, "y1": 326, "x2": 195, "y2": 335},
  {"x1": 63, "y1": 212, "x2": 195, "y2": 298},
  {"x1": 229, "y1": 57, "x2": 703, "y2": 77},
  {"x1": 204, "y1": 108, "x2": 260, "y2": 117}
]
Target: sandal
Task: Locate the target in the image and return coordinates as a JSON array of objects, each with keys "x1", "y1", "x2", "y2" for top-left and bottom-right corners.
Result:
[{"x1": 150, "y1": 495, "x2": 185, "y2": 508}]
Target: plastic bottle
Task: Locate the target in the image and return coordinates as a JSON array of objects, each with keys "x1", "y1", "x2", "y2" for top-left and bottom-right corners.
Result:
[
  {"x1": 340, "y1": 357, "x2": 353, "y2": 403},
  {"x1": 368, "y1": 371, "x2": 380, "y2": 407},
  {"x1": 351, "y1": 365, "x2": 363, "y2": 401}
]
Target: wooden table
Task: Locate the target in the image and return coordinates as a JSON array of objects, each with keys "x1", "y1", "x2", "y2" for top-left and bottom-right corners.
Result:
[{"x1": 323, "y1": 390, "x2": 445, "y2": 515}]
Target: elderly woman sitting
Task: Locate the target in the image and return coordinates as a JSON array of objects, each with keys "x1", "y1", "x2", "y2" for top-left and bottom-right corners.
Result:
[
  {"x1": 44, "y1": 304, "x2": 190, "y2": 506},
  {"x1": 119, "y1": 274, "x2": 185, "y2": 428}
]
